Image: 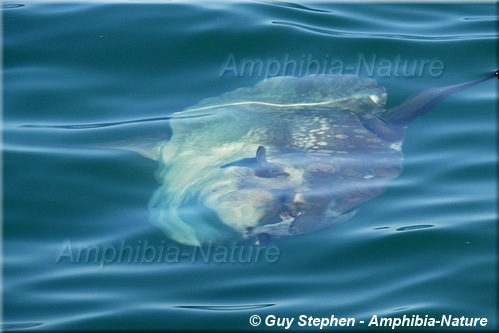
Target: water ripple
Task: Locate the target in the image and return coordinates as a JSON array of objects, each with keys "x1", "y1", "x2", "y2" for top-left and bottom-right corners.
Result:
[
  {"x1": 175, "y1": 303, "x2": 275, "y2": 311},
  {"x1": 395, "y1": 224, "x2": 435, "y2": 232},
  {"x1": 17, "y1": 110, "x2": 219, "y2": 130},
  {"x1": 257, "y1": 1, "x2": 330, "y2": 13},
  {"x1": 1, "y1": 3, "x2": 25, "y2": 10},
  {"x1": 462, "y1": 16, "x2": 498, "y2": 22},
  {"x1": 2, "y1": 322, "x2": 44, "y2": 330},
  {"x1": 272, "y1": 20, "x2": 498, "y2": 41}
]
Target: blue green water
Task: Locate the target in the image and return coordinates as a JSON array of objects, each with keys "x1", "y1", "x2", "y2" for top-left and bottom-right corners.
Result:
[{"x1": 2, "y1": 2, "x2": 497, "y2": 331}]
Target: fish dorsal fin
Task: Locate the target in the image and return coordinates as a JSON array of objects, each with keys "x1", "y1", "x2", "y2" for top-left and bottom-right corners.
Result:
[
  {"x1": 380, "y1": 71, "x2": 497, "y2": 127},
  {"x1": 256, "y1": 146, "x2": 267, "y2": 164}
]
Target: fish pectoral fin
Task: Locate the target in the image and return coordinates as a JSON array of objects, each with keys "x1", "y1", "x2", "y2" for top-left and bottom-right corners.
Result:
[
  {"x1": 220, "y1": 146, "x2": 268, "y2": 170},
  {"x1": 255, "y1": 146, "x2": 268, "y2": 165}
]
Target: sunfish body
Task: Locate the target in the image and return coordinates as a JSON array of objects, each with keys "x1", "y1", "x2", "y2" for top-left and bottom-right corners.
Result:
[{"x1": 107, "y1": 72, "x2": 496, "y2": 246}]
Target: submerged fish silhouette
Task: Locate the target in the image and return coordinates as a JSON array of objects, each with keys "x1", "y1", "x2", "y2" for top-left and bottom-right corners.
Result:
[{"x1": 100, "y1": 71, "x2": 496, "y2": 246}]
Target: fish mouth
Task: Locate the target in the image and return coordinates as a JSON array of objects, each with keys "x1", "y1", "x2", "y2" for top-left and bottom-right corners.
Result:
[
  {"x1": 245, "y1": 193, "x2": 360, "y2": 245},
  {"x1": 244, "y1": 192, "x2": 309, "y2": 245},
  {"x1": 245, "y1": 219, "x2": 295, "y2": 246}
]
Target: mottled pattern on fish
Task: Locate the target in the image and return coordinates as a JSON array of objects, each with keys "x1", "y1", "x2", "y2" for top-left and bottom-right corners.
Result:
[{"x1": 142, "y1": 73, "x2": 495, "y2": 246}]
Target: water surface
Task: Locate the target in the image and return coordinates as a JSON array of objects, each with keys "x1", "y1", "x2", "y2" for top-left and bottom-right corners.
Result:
[{"x1": 2, "y1": 2, "x2": 497, "y2": 331}]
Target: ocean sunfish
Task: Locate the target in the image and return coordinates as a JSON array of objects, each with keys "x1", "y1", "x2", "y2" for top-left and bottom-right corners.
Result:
[{"x1": 98, "y1": 71, "x2": 497, "y2": 246}]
